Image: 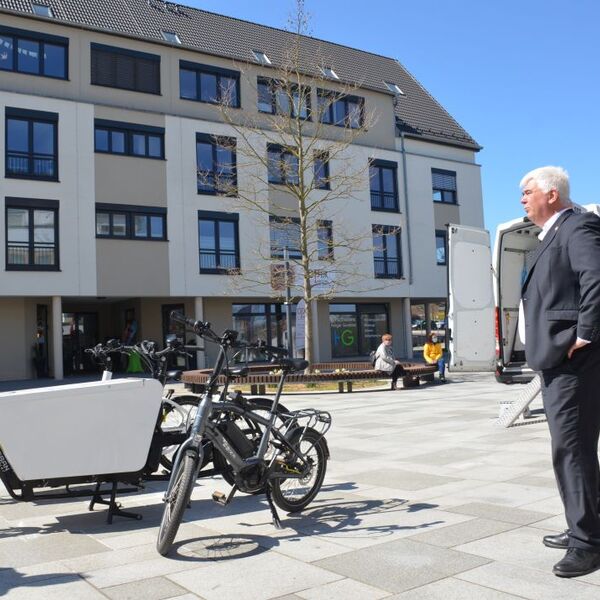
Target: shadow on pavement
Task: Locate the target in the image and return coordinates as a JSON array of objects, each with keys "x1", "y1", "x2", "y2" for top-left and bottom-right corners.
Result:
[{"x1": 0, "y1": 569, "x2": 81, "y2": 597}]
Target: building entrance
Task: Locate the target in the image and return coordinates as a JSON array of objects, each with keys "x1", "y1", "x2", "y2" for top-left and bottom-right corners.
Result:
[{"x1": 62, "y1": 312, "x2": 99, "y2": 374}]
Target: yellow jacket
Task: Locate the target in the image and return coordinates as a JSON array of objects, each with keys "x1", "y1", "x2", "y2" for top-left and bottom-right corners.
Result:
[{"x1": 423, "y1": 342, "x2": 443, "y2": 363}]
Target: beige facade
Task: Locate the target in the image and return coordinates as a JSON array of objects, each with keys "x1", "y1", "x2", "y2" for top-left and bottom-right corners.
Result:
[{"x1": 0, "y1": 9, "x2": 483, "y2": 381}]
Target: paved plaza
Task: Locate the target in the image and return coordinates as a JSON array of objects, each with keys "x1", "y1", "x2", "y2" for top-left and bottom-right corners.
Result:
[{"x1": 2, "y1": 373, "x2": 599, "y2": 599}]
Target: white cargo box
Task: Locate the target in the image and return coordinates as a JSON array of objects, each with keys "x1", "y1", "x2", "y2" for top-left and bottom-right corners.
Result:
[{"x1": 0, "y1": 378, "x2": 163, "y2": 481}]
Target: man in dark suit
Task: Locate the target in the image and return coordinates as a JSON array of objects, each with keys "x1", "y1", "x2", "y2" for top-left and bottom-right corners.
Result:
[{"x1": 520, "y1": 166, "x2": 600, "y2": 577}]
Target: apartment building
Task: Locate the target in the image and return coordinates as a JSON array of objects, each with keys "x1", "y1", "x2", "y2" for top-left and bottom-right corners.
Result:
[{"x1": 0, "y1": 0, "x2": 483, "y2": 381}]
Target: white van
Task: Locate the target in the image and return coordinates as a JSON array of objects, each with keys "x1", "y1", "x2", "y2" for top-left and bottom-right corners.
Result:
[{"x1": 447, "y1": 204, "x2": 600, "y2": 383}]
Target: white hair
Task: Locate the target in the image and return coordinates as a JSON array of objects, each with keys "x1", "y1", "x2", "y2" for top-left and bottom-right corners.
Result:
[{"x1": 520, "y1": 166, "x2": 571, "y2": 204}]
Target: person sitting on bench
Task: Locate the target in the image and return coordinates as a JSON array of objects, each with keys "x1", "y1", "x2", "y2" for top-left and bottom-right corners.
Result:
[
  {"x1": 423, "y1": 333, "x2": 446, "y2": 382},
  {"x1": 374, "y1": 333, "x2": 405, "y2": 390}
]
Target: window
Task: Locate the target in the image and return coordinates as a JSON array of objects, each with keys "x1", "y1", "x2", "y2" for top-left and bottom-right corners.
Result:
[
  {"x1": 5, "y1": 198, "x2": 59, "y2": 270},
  {"x1": 384, "y1": 81, "x2": 404, "y2": 95},
  {"x1": 179, "y1": 60, "x2": 240, "y2": 107},
  {"x1": 313, "y1": 151, "x2": 330, "y2": 190},
  {"x1": 432, "y1": 169, "x2": 457, "y2": 204},
  {"x1": 257, "y1": 77, "x2": 310, "y2": 119},
  {"x1": 372, "y1": 225, "x2": 402, "y2": 278},
  {"x1": 0, "y1": 25, "x2": 67, "y2": 79},
  {"x1": 5, "y1": 108, "x2": 58, "y2": 180},
  {"x1": 370, "y1": 159, "x2": 398, "y2": 211},
  {"x1": 198, "y1": 211, "x2": 240, "y2": 273},
  {"x1": 252, "y1": 50, "x2": 271, "y2": 65},
  {"x1": 161, "y1": 31, "x2": 181, "y2": 44},
  {"x1": 317, "y1": 89, "x2": 364, "y2": 128},
  {"x1": 32, "y1": 3, "x2": 53, "y2": 17},
  {"x1": 94, "y1": 119, "x2": 164, "y2": 159},
  {"x1": 270, "y1": 216, "x2": 301, "y2": 259},
  {"x1": 317, "y1": 220, "x2": 334, "y2": 260},
  {"x1": 329, "y1": 303, "x2": 389, "y2": 358},
  {"x1": 196, "y1": 134, "x2": 237, "y2": 195},
  {"x1": 91, "y1": 43, "x2": 160, "y2": 95},
  {"x1": 319, "y1": 66, "x2": 339, "y2": 80},
  {"x1": 233, "y1": 303, "x2": 296, "y2": 354},
  {"x1": 435, "y1": 230, "x2": 447, "y2": 265},
  {"x1": 267, "y1": 144, "x2": 299, "y2": 185},
  {"x1": 95, "y1": 204, "x2": 166, "y2": 240}
]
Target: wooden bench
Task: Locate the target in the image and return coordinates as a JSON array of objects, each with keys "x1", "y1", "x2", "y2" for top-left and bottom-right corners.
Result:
[{"x1": 182, "y1": 361, "x2": 438, "y2": 394}]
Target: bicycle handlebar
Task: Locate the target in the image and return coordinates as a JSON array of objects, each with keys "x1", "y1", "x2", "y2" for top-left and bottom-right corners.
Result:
[{"x1": 170, "y1": 311, "x2": 209, "y2": 334}]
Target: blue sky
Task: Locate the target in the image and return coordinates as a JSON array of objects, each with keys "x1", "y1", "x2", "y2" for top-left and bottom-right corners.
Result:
[{"x1": 186, "y1": 0, "x2": 599, "y2": 237}]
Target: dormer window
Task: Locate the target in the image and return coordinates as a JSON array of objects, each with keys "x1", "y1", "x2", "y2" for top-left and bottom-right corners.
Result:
[
  {"x1": 32, "y1": 3, "x2": 53, "y2": 17},
  {"x1": 252, "y1": 50, "x2": 271, "y2": 65},
  {"x1": 161, "y1": 31, "x2": 181, "y2": 44},
  {"x1": 319, "y1": 66, "x2": 339, "y2": 80},
  {"x1": 384, "y1": 81, "x2": 404, "y2": 95}
]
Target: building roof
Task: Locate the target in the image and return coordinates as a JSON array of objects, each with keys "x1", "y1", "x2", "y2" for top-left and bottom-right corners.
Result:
[{"x1": 0, "y1": 0, "x2": 481, "y2": 150}]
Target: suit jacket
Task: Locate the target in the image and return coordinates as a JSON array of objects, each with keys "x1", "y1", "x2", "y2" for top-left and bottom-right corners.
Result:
[{"x1": 522, "y1": 209, "x2": 600, "y2": 371}]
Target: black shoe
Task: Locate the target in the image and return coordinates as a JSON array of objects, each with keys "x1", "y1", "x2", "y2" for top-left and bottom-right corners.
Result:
[
  {"x1": 391, "y1": 381, "x2": 397, "y2": 390},
  {"x1": 543, "y1": 530, "x2": 570, "y2": 549},
  {"x1": 553, "y1": 548, "x2": 600, "y2": 578}
]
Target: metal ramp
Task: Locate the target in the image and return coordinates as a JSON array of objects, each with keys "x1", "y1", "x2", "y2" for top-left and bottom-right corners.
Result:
[{"x1": 495, "y1": 375, "x2": 546, "y2": 428}]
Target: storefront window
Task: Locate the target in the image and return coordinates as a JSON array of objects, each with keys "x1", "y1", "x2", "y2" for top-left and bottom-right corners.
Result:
[
  {"x1": 233, "y1": 303, "x2": 296, "y2": 361},
  {"x1": 330, "y1": 303, "x2": 388, "y2": 358}
]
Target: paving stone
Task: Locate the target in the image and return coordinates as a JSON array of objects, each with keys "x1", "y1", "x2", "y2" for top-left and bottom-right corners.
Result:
[
  {"x1": 0, "y1": 532, "x2": 108, "y2": 569},
  {"x1": 407, "y1": 518, "x2": 518, "y2": 548},
  {"x1": 102, "y1": 576, "x2": 189, "y2": 600},
  {"x1": 83, "y1": 557, "x2": 204, "y2": 589},
  {"x1": 388, "y1": 577, "x2": 524, "y2": 599},
  {"x1": 296, "y1": 577, "x2": 389, "y2": 599},
  {"x1": 168, "y1": 552, "x2": 341, "y2": 599},
  {"x1": 444, "y1": 503, "x2": 552, "y2": 525},
  {"x1": 348, "y1": 469, "x2": 460, "y2": 491},
  {"x1": 455, "y1": 526, "x2": 565, "y2": 572},
  {"x1": 507, "y1": 475, "x2": 557, "y2": 488},
  {"x1": 407, "y1": 447, "x2": 489, "y2": 466},
  {"x1": 457, "y1": 561, "x2": 600, "y2": 599},
  {"x1": 313, "y1": 538, "x2": 490, "y2": 593},
  {"x1": 1, "y1": 574, "x2": 105, "y2": 598}
]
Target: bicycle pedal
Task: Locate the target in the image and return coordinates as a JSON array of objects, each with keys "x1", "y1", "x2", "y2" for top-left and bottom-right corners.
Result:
[{"x1": 212, "y1": 490, "x2": 228, "y2": 506}]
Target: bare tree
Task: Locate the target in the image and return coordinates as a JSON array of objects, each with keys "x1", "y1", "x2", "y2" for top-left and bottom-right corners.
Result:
[{"x1": 200, "y1": 0, "x2": 400, "y2": 366}]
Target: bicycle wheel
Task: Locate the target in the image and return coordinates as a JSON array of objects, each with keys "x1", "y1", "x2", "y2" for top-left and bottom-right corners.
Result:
[
  {"x1": 156, "y1": 450, "x2": 197, "y2": 556},
  {"x1": 271, "y1": 427, "x2": 327, "y2": 513},
  {"x1": 160, "y1": 396, "x2": 199, "y2": 471},
  {"x1": 214, "y1": 397, "x2": 289, "y2": 491}
]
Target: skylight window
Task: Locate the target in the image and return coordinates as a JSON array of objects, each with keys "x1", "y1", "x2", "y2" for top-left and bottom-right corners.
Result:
[
  {"x1": 32, "y1": 3, "x2": 53, "y2": 17},
  {"x1": 384, "y1": 81, "x2": 405, "y2": 95},
  {"x1": 161, "y1": 30, "x2": 181, "y2": 44},
  {"x1": 319, "y1": 66, "x2": 339, "y2": 80},
  {"x1": 252, "y1": 50, "x2": 271, "y2": 65}
]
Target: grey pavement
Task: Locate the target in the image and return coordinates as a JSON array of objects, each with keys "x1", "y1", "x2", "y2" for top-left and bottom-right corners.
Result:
[{"x1": 1, "y1": 372, "x2": 595, "y2": 599}]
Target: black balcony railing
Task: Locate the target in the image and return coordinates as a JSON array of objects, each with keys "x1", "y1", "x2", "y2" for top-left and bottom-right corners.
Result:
[
  {"x1": 370, "y1": 191, "x2": 398, "y2": 211},
  {"x1": 374, "y1": 257, "x2": 400, "y2": 278},
  {"x1": 7, "y1": 152, "x2": 57, "y2": 179},
  {"x1": 7, "y1": 243, "x2": 56, "y2": 267},
  {"x1": 200, "y1": 250, "x2": 238, "y2": 271}
]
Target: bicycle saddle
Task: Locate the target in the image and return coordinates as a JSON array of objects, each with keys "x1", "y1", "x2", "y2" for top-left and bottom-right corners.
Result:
[
  {"x1": 223, "y1": 367, "x2": 249, "y2": 378},
  {"x1": 278, "y1": 358, "x2": 309, "y2": 373}
]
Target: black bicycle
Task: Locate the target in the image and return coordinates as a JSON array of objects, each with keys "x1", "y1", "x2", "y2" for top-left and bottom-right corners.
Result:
[{"x1": 156, "y1": 312, "x2": 331, "y2": 555}]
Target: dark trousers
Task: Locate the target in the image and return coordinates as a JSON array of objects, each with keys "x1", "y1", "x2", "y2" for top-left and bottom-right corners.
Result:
[
  {"x1": 541, "y1": 343, "x2": 600, "y2": 551},
  {"x1": 380, "y1": 365, "x2": 405, "y2": 385}
]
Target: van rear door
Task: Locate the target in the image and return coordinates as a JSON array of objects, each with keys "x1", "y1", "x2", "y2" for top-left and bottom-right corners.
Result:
[{"x1": 447, "y1": 224, "x2": 496, "y2": 372}]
